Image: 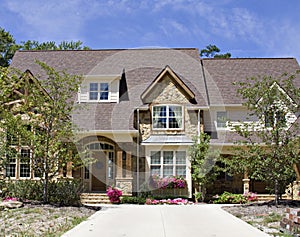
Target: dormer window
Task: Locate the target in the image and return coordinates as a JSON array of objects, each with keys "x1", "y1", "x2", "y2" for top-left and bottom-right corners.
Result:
[
  {"x1": 89, "y1": 82, "x2": 109, "y2": 101},
  {"x1": 79, "y1": 75, "x2": 120, "y2": 103},
  {"x1": 152, "y1": 105, "x2": 183, "y2": 130}
]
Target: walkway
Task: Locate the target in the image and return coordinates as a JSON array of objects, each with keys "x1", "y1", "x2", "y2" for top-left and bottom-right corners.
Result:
[{"x1": 62, "y1": 204, "x2": 270, "y2": 237}]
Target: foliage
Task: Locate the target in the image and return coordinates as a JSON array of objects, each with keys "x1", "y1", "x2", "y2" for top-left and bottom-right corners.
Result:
[
  {"x1": 1, "y1": 180, "x2": 44, "y2": 201},
  {"x1": 223, "y1": 73, "x2": 300, "y2": 205},
  {"x1": 20, "y1": 40, "x2": 90, "y2": 50},
  {"x1": 48, "y1": 179, "x2": 83, "y2": 206},
  {"x1": 121, "y1": 196, "x2": 146, "y2": 204},
  {"x1": 0, "y1": 28, "x2": 20, "y2": 67},
  {"x1": 145, "y1": 198, "x2": 192, "y2": 205},
  {"x1": 213, "y1": 192, "x2": 247, "y2": 204},
  {"x1": 150, "y1": 175, "x2": 187, "y2": 189},
  {"x1": 0, "y1": 63, "x2": 84, "y2": 203},
  {"x1": 106, "y1": 186, "x2": 122, "y2": 204},
  {"x1": 0, "y1": 179, "x2": 83, "y2": 206},
  {"x1": 188, "y1": 133, "x2": 220, "y2": 201},
  {"x1": 200, "y1": 44, "x2": 231, "y2": 58}
]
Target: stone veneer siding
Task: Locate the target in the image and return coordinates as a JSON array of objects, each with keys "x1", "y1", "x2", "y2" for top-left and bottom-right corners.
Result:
[{"x1": 140, "y1": 76, "x2": 198, "y2": 141}]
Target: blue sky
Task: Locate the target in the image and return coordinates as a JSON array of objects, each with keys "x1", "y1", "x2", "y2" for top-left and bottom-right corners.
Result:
[{"x1": 1, "y1": 0, "x2": 300, "y2": 61}]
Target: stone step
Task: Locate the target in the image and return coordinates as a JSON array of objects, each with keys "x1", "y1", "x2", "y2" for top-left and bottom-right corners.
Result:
[{"x1": 80, "y1": 193, "x2": 111, "y2": 205}]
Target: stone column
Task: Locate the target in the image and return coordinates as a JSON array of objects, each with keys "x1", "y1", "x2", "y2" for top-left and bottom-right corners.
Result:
[
  {"x1": 116, "y1": 150, "x2": 123, "y2": 178},
  {"x1": 115, "y1": 151, "x2": 133, "y2": 196},
  {"x1": 126, "y1": 152, "x2": 132, "y2": 178},
  {"x1": 242, "y1": 172, "x2": 250, "y2": 194}
]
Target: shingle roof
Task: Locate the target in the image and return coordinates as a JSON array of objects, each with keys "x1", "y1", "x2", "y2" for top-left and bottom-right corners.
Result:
[
  {"x1": 10, "y1": 48, "x2": 208, "y2": 131},
  {"x1": 201, "y1": 58, "x2": 300, "y2": 105}
]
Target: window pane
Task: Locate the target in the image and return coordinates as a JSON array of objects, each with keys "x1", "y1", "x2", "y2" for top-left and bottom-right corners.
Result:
[
  {"x1": 163, "y1": 151, "x2": 173, "y2": 164},
  {"x1": 6, "y1": 164, "x2": 16, "y2": 177},
  {"x1": 176, "y1": 151, "x2": 186, "y2": 164},
  {"x1": 163, "y1": 166, "x2": 173, "y2": 177},
  {"x1": 90, "y1": 83, "x2": 98, "y2": 91},
  {"x1": 20, "y1": 164, "x2": 30, "y2": 178},
  {"x1": 150, "y1": 166, "x2": 161, "y2": 176},
  {"x1": 169, "y1": 106, "x2": 182, "y2": 128},
  {"x1": 99, "y1": 83, "x2": 109, "y2": 100},
  {"x1": 150, "y1": 151, "x2": 160, "y2": 164},
  {"x1": 176, "y1": 166, "x2": 186, "y2": 177},
  {"x1": 100, "y1": 83, "x2": 109, "y2": 91},
  {"x1": 89, "y1": 92, "x2": 98, "y2": 100},
  {"x1": 217, "y1": 111, "x2": 227, "y2": 128},
  {"x1": 100, "y1": 92, "x2": 109, "y2": 100},
  {"x1": 153, "y1": 106, "x2": 167, "y2": 128}
]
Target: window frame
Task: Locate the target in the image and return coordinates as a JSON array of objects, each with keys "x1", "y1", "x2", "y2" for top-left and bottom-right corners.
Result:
[
  {"x1": 88, "y1": 82, "x2": 110, "y2": 102},
  {"x1": 152, "y1": 105, "x2": 184, "y2": 130},
  {"x1": 150, "y1": 150, "x2": 187, "y2": 178}
]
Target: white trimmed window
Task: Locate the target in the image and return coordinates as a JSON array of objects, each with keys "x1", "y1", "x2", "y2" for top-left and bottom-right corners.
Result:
[
  {"x1": 216, "y1": 111, "x2": 227, "y2": 128},
  {"x1": 152, "y1": 105, "x2": 183, "y2": 129},
  {"x1": 89, "y1": 82, "x2": 109, "y2": 101},
  {"x1": 5, "y1": 148, "x2": 32, "y2": 178},
  {"x1": 150, "y1": 151, "x2": 186, "y2": 178}
]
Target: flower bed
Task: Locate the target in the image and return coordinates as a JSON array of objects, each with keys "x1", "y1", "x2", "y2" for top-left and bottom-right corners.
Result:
[
  {"x1": 150, "y1": 175, "x2": 188, "y2": 198},
  {"x1": 145, "y1": 198, "x2": 193, "y2": 205}
]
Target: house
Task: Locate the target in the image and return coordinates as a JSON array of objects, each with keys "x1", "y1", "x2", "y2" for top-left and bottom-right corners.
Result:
[{"x1": 7, "y1": 48, "x2": 300, "y2": 197}]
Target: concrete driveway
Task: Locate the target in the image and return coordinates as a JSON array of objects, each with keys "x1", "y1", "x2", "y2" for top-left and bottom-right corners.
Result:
[{"x1": 62, "y1": 204, "x2": 270, "y2": 237}]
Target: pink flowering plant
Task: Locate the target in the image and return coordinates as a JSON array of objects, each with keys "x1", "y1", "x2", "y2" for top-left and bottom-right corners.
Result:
[
  {"x1": 3, "y1": 197, "x2": 18, "y2": 202},
  {"x1": 150, "y1": 175, "x2": 187, "y2": 189},
  {"x1": 106, "y1": 186, "x2": 122, "y2": 204},
  {"x1": 243, "y1": 192, "x2": 258, "y2": 202},
  {"x1": 145, "y1": 198, "x2": 192, "y2": 205}
]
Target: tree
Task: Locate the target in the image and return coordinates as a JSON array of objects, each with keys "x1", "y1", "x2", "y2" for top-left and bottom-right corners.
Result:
[
  {"x1": 189, "y1": 133, "x2": 219, "y2": 202},
  {"x1": 200, "y1": 44, "x2": 231, "y2": 58},
  {"x1": 0, "y1": 28, "x2": 20, "y2": 67},
  {"x1": 222, "y1": 73, "x2": 300, "y2": 205},
  {"x1": 20, "y1": 40, "x2": 90, "y2": 50},
  {"x1": 0, "y1": 62, "x2": 84, "y2": 203}
]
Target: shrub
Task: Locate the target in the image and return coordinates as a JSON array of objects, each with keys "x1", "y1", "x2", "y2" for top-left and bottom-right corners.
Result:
[
  {"x1": 1, "y1": 180, "x2": 43, "y2": 201},
  {"x1": 1, "y1": 179, "x2": 83, "y2": 206},
  {"x1": 121, "y1": 196, "x2": 146, "y2": 204},
  {"x1": 48, "y1": 178, "x2": 83, "y2": 206},
  {"x1": 106, "y1": 187, "x2": 122, "y2": 204},
  {"x1": 213, "y1": 192, "x2": 247, "y2": 204}
]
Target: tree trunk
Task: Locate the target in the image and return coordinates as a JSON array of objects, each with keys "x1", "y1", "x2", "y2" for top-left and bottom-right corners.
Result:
[
  {"x1": 43, "y1": 174, "x2": 49, "y2": 204},
  {"x1": 274, "y1": 179, "x2": 279, "y2": 206}
]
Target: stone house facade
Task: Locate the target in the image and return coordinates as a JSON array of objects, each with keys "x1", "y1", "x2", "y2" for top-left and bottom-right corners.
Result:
[{"x1": 7, "y1": 48, "x2": 300, "y2": 197}]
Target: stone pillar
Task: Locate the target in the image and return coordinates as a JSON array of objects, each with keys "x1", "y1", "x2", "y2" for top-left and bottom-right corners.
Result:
[
  {"x1": 126, "y1": 152, "x2": 132, "y2": 178},
  {"x1": 243, "y1": 178, "x2": 250, "y2": 194},
  {"x1": 115, "y1": 151, "x2": 133, "y2": 196},
  {"x1": 116, "y1": 150, "x2": 123, "y2": 178}
]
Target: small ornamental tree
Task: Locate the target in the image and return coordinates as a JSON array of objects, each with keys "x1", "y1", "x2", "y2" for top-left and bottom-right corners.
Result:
[
  {"x1": 223, "y1": 73, "x2": 300, "y2": 206},
  {"x1": 0, "y1": 62, "x2": 84, "y2": 203},
  {"x1": 189, "y1": 133, "x2": 219, "y2": 202}
]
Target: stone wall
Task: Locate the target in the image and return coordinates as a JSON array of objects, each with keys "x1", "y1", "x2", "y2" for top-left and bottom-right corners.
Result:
[{"x1": 139, "y1": 76, "x2": 199, "y2": 141}]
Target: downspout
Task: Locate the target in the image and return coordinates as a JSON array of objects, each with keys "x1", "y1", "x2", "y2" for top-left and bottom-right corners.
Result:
[
  {"x1": 198, "y1": 109, "x2": 201, "y2": 143},
  {"x1": 137, "y1": 108, "x2": 140, "y2": 193}
]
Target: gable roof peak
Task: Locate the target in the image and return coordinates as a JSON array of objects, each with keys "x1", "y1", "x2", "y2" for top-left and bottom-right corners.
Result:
[{"x1": 141, "y1": 65, "x2": 195, "y2": 103}]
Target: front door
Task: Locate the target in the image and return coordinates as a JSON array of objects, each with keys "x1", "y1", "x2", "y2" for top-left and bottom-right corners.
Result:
[{"x1": 91, "y1": 151, "x2": 107, "y2": 192}]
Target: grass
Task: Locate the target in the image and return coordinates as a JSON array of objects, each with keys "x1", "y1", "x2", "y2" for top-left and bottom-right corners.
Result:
[{"x1": 0, "y1": 204, "x2": 96, "y2": 236}]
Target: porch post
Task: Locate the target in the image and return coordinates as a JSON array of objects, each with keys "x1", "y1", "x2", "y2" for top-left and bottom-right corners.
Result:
[
  {"x1": 115, "y1": 151, "x2": 133, "y2": 196},
  {"x1": 242, "y1": 171, "x2": 250, "y2": 194},
  {"x1": 116, "y1": 150, "x2": 123, "y2": 178}
]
